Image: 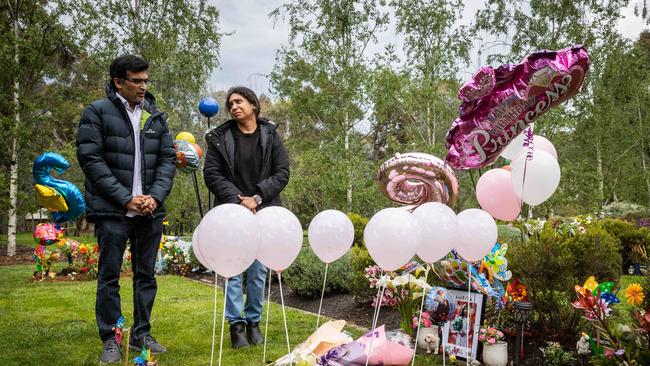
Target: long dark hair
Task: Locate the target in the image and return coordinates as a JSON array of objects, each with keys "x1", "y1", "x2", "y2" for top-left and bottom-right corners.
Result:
[{"x1": 226, "y1": 86, "x2": 260, "y2": 118}]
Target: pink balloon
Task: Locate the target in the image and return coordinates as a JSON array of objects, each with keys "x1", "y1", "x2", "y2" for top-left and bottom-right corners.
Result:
[
  {"x1": 412, "y1": 202, "x2": 457, "y2": 263},
  {"x1": 475, "y1": 169, "x2": 521, "y2": 221},
  {"x1": 455, "y1": 209, "x2": 498, "y2": 262},
  {"x1": 308, "y1": 210, "x2": 354, "y2": 264},
  {"x1": 196, "y1": 204, "x2": 261, "y2": 278},
  {"x1": 364, "y1": 208, "x2": 419, "y2": 271},
  {"x1": 256, "y1": 206, "x2": 303, "y2": 271}
]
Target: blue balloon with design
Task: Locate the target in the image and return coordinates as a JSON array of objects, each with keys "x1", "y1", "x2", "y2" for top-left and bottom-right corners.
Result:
[
  {"x1": 33, "y1": 152, "x2": 85, "y2": 223},
  {"x1": 198, "y1": 97, "x2": 219, "y2": 118}
]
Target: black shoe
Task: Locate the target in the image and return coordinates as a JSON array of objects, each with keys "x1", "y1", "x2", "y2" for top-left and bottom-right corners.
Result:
[
  {"x1": 100, "y1": 338, "x2": 122, "y2": 364},
  {"x1": 129, "y1": 334, "x2": 167, "y2": 354},
  {"x1": 230, "y1": 322, "x2": 250, "y2": 349},
  {"x1": 247, "y1": 322, "x2": 264, "y2": 345}
]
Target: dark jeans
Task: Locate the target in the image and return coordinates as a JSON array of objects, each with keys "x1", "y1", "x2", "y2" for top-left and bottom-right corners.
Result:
[{"x1": 95, "y1": 216, "x2": 162, "y2": 341}]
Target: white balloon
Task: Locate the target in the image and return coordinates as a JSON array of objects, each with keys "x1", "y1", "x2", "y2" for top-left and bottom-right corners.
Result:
[
  {"x1": 256, "y1": 206, "x2": 303, "y2": 271},
  {"x1": 191, "y1": 227, "x2": 209, "y2": 268},
  {"x1": 412, "y1": 202, "x2": 457, "y2": 263},
  {"x1": 455, "y1": 208, "x2": 498, "y2": 262},
  {"x1": 500, "y1": 132, "x2": 527, "y2": 160},
  {"x1": 308, "y1": 210, "x2": 354, "y2": 264},
  {"x1": 364, "y1": 208, "x2": 419, "y2": 271},
  {"x1": 511, "y1": 150, "x2": 561, "y2": 206},
  {"x1": 196, "y1": 203, "x2": 260, "y2": 278},
  {"x1": 512, "y1": 135, "x2": 558, "y2": 161}
]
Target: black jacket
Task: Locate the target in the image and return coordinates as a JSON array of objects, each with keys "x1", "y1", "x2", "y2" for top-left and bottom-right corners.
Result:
[
  {"x1": 76, "y1": 84, "x2": 176, "y2": 222},
  {"x1": 204, "y1": 118, "x2": 290, "y2": 208}
]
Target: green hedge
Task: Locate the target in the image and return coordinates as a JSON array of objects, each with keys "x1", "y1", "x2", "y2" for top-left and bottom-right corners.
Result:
[
  {"x1": 283, "y1": 246, "x2": 353, "y2": 298},
  {"x1": 508, "y1": 223, "x2": 621, "y2": 341}
]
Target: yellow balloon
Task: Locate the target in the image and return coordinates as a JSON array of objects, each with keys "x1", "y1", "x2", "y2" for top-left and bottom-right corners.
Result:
[
  {"x1": 35, "y1": 184, "x2": 69, "y2": 212},
  {"x1": 175, "y1": 131, "x2": 196, "y2": 144}
]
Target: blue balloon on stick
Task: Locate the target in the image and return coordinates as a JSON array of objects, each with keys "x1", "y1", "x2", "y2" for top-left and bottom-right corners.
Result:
[
  {"x1": 32, "y1": 152, "x2": 86, "y2": 224},
  {"x1": 198, "y1": 97, "x2": 219, "y2": 118}
]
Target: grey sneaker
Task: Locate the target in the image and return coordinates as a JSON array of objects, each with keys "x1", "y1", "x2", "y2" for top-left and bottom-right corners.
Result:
[
  {"x1": 129, "y1": 334, "x2": 167, "y2": 354},
  {"x1": 100, "y1": 338, "x2": 122, "y2": 363}
]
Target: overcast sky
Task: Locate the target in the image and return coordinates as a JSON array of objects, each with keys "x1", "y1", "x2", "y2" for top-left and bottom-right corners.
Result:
[{"x1": 208, "y1": 0, "x2": 649, "y2": 98}]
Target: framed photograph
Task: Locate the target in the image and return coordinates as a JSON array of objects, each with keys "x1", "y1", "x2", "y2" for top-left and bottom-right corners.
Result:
[{"x1": 441, "y1": 289, "x2": 486, "y2": 361}]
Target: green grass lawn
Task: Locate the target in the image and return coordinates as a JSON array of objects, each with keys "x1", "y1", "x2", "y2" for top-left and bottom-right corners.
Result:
[{"x1": 0, "y1": 264, "x2": 443, "y2": 365}]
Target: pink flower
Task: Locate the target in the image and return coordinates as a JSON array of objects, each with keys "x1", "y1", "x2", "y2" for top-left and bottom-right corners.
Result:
[{"x1": 488, "y1": 338, "x2": 496, "y2": 344}]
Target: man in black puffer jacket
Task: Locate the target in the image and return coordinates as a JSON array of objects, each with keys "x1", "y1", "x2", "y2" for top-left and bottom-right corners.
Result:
[
  {"x1": 204, "y1": 86, "x2": 289, "y2": 349},
  {"x1": 76, "y1": 55, "x2": 175, "y2": 364}
]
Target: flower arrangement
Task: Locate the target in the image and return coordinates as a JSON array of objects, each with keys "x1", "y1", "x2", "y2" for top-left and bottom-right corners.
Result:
[
  {"x1": 478, "y1": 323, "x2": 504, "y2": 345},
  {"x1": 77, "y1": 243, "x2": 100, "y2": 278},
  {"x1": 365, "y1": 264, "x2": 431, "y2": 335},
  {"x1": 572, "y1": 278, "x2": 650, "y2": 363},
  {"x1": 412, "y1": 311, "x2": 433, "y2": 329},
  {"x1": 161, "y1": 236, "x2": 191, "y2": 275},
  {"x1": 33, "y1": 245, "x2": 60, "y2": 278}
]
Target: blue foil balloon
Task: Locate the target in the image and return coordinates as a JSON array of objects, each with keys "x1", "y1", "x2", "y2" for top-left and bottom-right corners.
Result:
[
  {"x1": 424, "y1": 286, "x2": 456, "y2": 323},
  {"x1": 198, "y1": 97, "x2": 219, "y2": 118},
  {"x1": 32, "y1": 152, "x2": 86, "y2": 223}
]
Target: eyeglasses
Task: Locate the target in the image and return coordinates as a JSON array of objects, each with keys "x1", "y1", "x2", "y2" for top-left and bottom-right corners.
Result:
[{"x1": 122, "y1": 77, "x2": 152, "y2": 85}]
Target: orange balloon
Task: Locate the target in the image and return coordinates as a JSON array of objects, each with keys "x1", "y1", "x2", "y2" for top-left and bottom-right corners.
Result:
[
  {"x1": 502, "y1": 165, "x2": 511, "y2": 171},
  {"x1": 192, "y1": 143, "x2": 203, "y2": 158}
]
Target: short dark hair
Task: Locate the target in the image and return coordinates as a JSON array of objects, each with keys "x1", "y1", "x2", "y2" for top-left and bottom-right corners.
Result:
[
  {"x1": 109, "y1": 55, "x2": 149, "y2": 86},
  {"x1": 226, "y1": 86, "x2": 260, "y2": 117}
]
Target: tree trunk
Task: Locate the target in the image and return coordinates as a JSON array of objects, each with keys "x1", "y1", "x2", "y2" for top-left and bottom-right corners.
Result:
[
  {"x1": 7, "y1": 14, "x2": 20, "y2": 257},
  {"x1": 345, "y1": 112, "x2": 352, "y2": 211},
  {"x1": 637, "y1": 95, "x2": 650, "y2": 207},
  {"x1": 596, "y1": 140, "x2": 605, "y2": 205}
]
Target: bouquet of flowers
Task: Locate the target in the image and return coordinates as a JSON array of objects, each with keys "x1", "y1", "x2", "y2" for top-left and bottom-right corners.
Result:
[
  {"x1": 78, "y1": 243, "x2": 100, "y2": 278},
  {"x1": 365, "y1": 264, "x2": 431, "y2": 335},
  {"x1": 412, "y1": 311, "x2": 433, "y2": 329},
  {"x1": 478, "y1": 324, "x2": 504, "y2": 345}
]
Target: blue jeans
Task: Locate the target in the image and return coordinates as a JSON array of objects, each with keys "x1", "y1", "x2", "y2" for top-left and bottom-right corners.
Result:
[{"x1": 225, "y1": 260, "x2": 268, "y2": 324}]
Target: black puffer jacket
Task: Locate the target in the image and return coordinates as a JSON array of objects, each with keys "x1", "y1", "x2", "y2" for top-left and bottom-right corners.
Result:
[
  {"x1": 76, "y1": 84, "x2": 176, "y2": 222},
  {"x1": 204, "y1": 119, "x2": 290, "y2": 208}
]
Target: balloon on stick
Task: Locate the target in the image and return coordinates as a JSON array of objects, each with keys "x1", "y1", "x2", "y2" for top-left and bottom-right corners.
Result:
[
  {"x1": 364, "y1": 208, "x2": 419, "y2": 271},
  {"x1": 412, "y1": 202, "x2": 457, "y2": 263},
  {"x1": 308, "y1": 210, "x2": 354, "y2": 264},
  {"x1": 256, "y1": 207, "x2": 303, "y2": 272},
  {"x1": 195, "y1": 204, "x2": 260, "y2": 278},
  {"x1": 455, "y1": 208, "x2": 498, "y2": 262}
]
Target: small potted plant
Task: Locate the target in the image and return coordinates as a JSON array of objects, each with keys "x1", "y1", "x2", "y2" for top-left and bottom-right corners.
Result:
[
  {"x1": 412, "y1": 312, "x2": 439, "y2": 354},
  {"x1": 479, "y1": 323, "x2": 507, "y2": 366}
]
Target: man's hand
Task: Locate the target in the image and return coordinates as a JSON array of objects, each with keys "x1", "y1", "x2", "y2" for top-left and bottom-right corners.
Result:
[
  {"x1": 238, "y1": 195, "x2": 258, "y2": 213},
  {"x1": 125, "y1": 196, "x2": 146, "y2": 213},
  {"x1": 140, "y1": 195, "x2": 158, "y2": 215}
]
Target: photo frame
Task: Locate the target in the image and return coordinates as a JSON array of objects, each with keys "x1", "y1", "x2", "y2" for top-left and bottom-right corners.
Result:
[{"x1": 441, "y1": 288, "x2": 486, "y2": 361}]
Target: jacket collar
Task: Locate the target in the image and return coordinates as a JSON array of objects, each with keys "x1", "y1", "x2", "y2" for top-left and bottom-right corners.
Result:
[{"x1": 105, "y1": 82, "x2": 161, "y2": 116}]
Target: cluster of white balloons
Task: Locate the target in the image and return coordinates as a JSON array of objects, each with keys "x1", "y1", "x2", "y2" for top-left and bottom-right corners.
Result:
[
  {"x1": 192, "y1": 204, "x2": 303, "y2": 278},
  {"x1": 192, "y1": 205, "x2": 357, "y2": 278},
  {"x1": 364, "y1": 203, "x2": 498, "y2": 271},
  {"x1": 476, "y1": 131, "x2": 561, "y2": 221},
  {"x1": 500, "y1": 131, "x2": 561, "y2": 206}
]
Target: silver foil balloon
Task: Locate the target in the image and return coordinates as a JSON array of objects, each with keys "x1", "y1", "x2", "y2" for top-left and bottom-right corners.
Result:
[{"x1": 376, "y1": 152, "x2": 459, "y2": 208}]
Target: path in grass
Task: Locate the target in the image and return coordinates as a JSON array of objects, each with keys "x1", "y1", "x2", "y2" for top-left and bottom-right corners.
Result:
[{"x1": 0, "y1": 264, "x2": 442, "y2": 365}]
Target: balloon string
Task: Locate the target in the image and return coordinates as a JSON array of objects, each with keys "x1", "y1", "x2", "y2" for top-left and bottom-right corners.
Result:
[
  {"x1": 411, "y1": 266, "x2": 431, "y2": 366},
  {"x1": 366, "y1": 282, "x2": 386, "y2": 366},
  {"x1": 467, "y1": 266, "x2": 471, "y2": 366},
  {"x1": 370, "y1": 270, "x2": 384, "y2": 329},
  {"x1": 217, "y1": 278, "x2": 228, "y2": 366},
  {"x1": 316, "y1": 263, "x2": 329, "y2": 329},
  {"x1": 263, "y1": 269, "x2": 272, "y2": 363},
  {"x1": 210, "y1": 273, "x2": 218, "y2": 366},
  {"x1": 278, "y1": 272, "x2": 292, "y2": 363}
]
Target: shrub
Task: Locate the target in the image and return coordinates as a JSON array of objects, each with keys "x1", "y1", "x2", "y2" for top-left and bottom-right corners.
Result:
[
  {"x1": 599, "y1": 218, "x2": 650, "y2": 270},
  {"x1": 347, "y1": 212, "x2": 369, "y2": 247},
  {"x1": 508, "y1": 225, "x2": 579, "y2": 339},
  {"x1": 565, "y1": 224, "x2": 621, "y2": 281},
  {"x1": 497, "y1": 224, "x2": 522, "y2": 245},
  {"x1": 283, "y1": 247, "x2": 353, "y2": 298},
  {"x1": 540, "y1": 341, "x2": 577, "y2": 366},
  {"x1": 347, "y1": 245, "x2": 376, "y2": 303}
]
